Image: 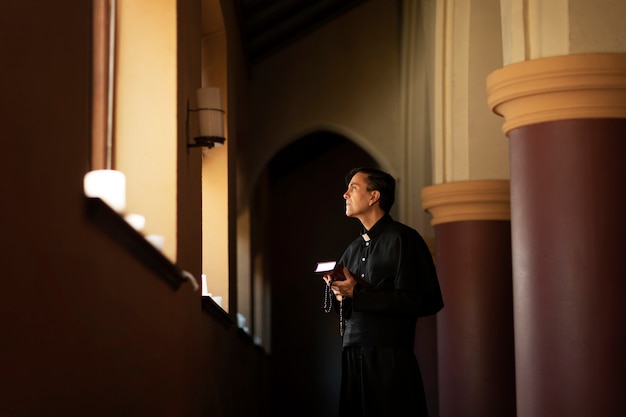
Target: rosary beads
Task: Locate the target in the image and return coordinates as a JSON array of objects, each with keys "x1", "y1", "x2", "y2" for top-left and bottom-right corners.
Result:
[{"x1": 323, "y1": 282, "x2": 344, "y2": 336}]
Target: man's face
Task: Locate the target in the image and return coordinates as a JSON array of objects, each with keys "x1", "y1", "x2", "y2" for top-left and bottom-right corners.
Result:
[{"x1": 343, "y1": 172, "x2": 374, "y2": 218}]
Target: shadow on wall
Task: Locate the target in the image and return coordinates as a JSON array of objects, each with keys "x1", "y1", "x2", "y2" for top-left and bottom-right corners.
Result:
[{"x1": 259, "y1": 130, "x2": 378, "y2": 417}]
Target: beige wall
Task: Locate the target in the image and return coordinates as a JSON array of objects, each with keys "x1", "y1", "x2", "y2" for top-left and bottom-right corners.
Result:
[
  {"x1": 116, "y1": 0, "x2": 178, "y2": 261},
  {"x1": 244, "y1": 0, "x2": 401, "y2": 185}
]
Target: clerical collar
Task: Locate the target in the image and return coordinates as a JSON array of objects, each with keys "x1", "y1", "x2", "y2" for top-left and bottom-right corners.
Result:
[{"x1": 360, "y1": 214, "x2": 392, "y2": 241}]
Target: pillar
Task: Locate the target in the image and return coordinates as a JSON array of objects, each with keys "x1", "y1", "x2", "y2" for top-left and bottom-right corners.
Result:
[
  {"x1": 422, "y1": 180, "x2": 516, "y2": 417},
  {"x1": 487, "y1": 53, "x2": 626, "y2": 417}
]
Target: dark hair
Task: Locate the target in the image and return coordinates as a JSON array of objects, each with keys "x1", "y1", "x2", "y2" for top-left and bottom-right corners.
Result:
[{"x1": 345, "y1": 167, "x2": 396, "y2": 213}]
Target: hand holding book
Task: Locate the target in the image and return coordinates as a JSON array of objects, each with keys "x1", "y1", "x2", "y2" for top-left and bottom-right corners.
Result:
[
  {"x1": 315, "y1": 261, "x2": 371, "y2": 336},
  {"x1": 316, "y1": 261, "x2": 348, "y2": 301},
  {"x1": 314, "y1": 261, "x2": 371, "y2": 297}
]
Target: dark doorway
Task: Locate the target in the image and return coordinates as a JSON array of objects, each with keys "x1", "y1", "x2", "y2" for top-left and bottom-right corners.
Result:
[{"x1": 257, "y1": 130, "x2": 378, "y2": 417}]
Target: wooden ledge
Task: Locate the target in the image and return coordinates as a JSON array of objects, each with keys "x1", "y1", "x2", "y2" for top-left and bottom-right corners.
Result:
[
  {"x1": 85, "y1": 196, "x2": 185, "y2": 291},
  {"x1": 201, "y1": 296, "x2": 233, "y2": 329}
]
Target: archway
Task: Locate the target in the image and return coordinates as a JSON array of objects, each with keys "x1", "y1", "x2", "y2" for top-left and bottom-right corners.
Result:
[{"x1": 257, "y1": 130, "x2": 379, "y2": 417}]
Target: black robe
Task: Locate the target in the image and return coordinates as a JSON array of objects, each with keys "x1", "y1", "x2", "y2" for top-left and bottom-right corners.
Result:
[{"x1": 335, "y1": 214, "x2": 443, "y2": 417}]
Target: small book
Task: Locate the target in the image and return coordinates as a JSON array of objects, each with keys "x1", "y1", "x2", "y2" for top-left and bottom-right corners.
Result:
[
  {"x1": 314, "y1": 261, "x2": 346, "y2": 281},
  {"x1": 314, "y1": 261, "x2": 371, "y2": 288}
]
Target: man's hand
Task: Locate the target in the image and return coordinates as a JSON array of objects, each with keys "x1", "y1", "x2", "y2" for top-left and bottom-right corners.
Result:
[{"x1": 330, "y1": 267, "x2": 356, "y2": 299}]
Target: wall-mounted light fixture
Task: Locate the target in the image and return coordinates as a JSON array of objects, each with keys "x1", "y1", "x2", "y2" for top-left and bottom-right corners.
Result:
[{"x1": 187, "y1": 87, "x2": 225, "y2": 149}]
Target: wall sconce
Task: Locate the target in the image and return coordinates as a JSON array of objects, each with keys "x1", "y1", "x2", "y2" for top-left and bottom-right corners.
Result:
[{"x1": 187, "y1": 87, "x2": 225, "y2": 149}]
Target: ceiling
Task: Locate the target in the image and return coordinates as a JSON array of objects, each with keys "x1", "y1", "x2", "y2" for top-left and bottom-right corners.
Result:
[{"x1": 234, "y1": 0, "x2": 369, "y2": 65}]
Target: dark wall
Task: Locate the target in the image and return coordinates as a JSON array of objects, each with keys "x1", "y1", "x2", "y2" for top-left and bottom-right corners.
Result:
[{"x1": 2, "y1": 2, "x2": 271, "y2": 416}]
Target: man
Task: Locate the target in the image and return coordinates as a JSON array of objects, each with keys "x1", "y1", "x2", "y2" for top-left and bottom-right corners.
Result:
[{"x1": 324, "y1": 167, "x2": 443, "y2": 417}]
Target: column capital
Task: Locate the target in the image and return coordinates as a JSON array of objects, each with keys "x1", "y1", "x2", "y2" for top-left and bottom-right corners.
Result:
[
  {"x1": 487, "y1": 53, "x2": 626, "y2": 135},
  {"x1": 421, "y1": 180, "x2": 510, "y2": 226}
]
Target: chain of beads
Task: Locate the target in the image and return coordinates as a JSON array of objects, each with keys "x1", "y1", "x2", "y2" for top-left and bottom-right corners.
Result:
[
  {"x1": 323, "y1": 282, "x2": 344, "y2": 336},
  {"x1": 323, "y1": 282, "x2": 333, "y2": 313},
  {"x1": 339, "y1": 298, "x2": 343, "y2": 336}
]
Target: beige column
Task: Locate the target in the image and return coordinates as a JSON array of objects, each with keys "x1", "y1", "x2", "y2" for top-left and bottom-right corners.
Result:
[{"x1": 421, "y1": 1, "x2": 514, "y2": 415}]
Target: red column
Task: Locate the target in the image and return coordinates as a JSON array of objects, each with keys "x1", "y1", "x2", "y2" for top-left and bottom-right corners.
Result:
[
  {"x1": 423, "y1": 180, "x2": 516, "y2": 417},
  {"x1": 509, "y1": 119, "x2": 626, "y2": 417},
  {"x1": 488, "y1": 54, "x2": 626, "y2": 417},
  {"x1": 437, "y1": 220, "x2": 515, "y2": 417}
]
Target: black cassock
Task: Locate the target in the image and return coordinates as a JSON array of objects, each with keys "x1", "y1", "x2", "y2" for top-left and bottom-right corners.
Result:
[{"x1": 335, "y1": 214, "x2": 443, "y2": 417}]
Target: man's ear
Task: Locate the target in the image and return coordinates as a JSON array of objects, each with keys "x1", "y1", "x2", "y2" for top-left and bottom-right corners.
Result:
[{"x1": 370, "y1": 190, "x2": 380, "y2": 205}]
